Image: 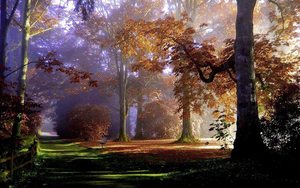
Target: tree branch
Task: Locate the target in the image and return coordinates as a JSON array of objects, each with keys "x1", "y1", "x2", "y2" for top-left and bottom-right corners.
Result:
[
  {"x1": 170, "y1": 37, "x2": 236, "y2": 83},
  {"x1": 268, "y1": 0, "x2": 284, "y2": 36},
  {"x1": 29, "y1": 27, "x2": 54, "y2": 37},
  {"x1": 7, "y1": 0, "x2": 20, "y2": 27},
  {"x1": 30, "y1": 1, "x2": 51, "y2": 27},
  {"x1": 226, "y1": 69, "x2": 237, "y2": 83},
  {"x1": 4, "y1": 61, "x2": 39, "y2": 79}
]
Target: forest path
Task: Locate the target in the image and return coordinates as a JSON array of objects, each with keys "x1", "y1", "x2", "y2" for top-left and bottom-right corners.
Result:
[{"x1": 38, "y1": 136, "x2": 169, "y2": 188}]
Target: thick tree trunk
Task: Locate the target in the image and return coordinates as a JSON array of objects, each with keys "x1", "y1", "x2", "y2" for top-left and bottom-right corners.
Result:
[
  {"x1": 231, "y1": 0, "x2": 267, "y2": 159},
  {"x1": 12, "y1": 0, "x2": 31, "y2": 137},
  {"x1": 177, "y1": 72, "x2": 196, "y2": 143},
  {"x1": 116, "y1": 56, "x2": 130, "y2": 142},
  {"x1": 178, "y1": 102, "x2": 195, "y2": 142}
]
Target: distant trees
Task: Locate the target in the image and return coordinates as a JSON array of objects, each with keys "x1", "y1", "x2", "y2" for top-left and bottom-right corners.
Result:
[
  {"x1": 139, "y1": 100, "x2": 181, "y2": 139},
  {"x1": 66, "y1": 104, "x2": 111, "y2": 141}
]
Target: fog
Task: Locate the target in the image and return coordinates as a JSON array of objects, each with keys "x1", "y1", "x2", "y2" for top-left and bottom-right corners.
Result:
[{"x1": 2, "y1": 0, "x2": 296, "y2": 141}]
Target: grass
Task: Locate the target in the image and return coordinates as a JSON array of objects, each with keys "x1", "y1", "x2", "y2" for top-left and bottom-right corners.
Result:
[{"x1": 5, "y1": 136, "x2": 300, "y2": 188}]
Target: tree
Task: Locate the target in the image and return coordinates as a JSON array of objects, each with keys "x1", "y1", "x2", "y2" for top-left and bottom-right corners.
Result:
[
  {"x1": 2, "y1": 0, "x2": 57, "y2": 137},
  {"x1": 133, "y1": 71, "x2": 176, "y2": 139},
  {"x1": 0, "y1": 0, "x2": 20, "y2": 93},
  {"x1": 75, "y1": 0, "x2": 164, "y2": 142},
  {"x1": 170, "y1": 0, "x2": 199, "y2": 143},
  {"x1": 116, "y1": 0, "x2": 298, "y2": 158},
  {"x1": 230, "y1": 0, "x2": 268, "y2": 159}
]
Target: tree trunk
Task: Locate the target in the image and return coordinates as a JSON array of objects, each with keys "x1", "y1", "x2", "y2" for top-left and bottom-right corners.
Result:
[
  {"x1": 116, "y1": 56, "x2": 130, "y2": 142},
  {"x1": 134, "y1": 93, "x2": 144, "y2": 139},
  {"x1": 0, "y1": 0, "x2": 19, "y2": 93},
  {"x1": 178, "y1": 100, "x2": 194, "y2": 142},
  {"x1": 118, "y1": 92, "x2": 128, "y2": 141},
  {"x1": 175, "y1": 0, "x2": 198, "y2": 143},
  {"x1": 231, "y1": 0, "x2": 267, "y2": 159},
  {"x1": 134, "y1": 70, "x2": 146, "y2": 140},
  {"x1": 177, "y1": 73, "x2": 195, "y2": 143},
  {"x1": 12, "y1": 0, "x2": 31, "y2": 137},
  {"x1": 0, "y1": 0, "x2": 9, "y2": 93}
]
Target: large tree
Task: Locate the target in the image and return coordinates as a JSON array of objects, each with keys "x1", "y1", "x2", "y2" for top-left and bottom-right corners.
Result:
[
  {"x1": 230, "y1": 0, "x2": 267, "y2": 158},
  {"x1": 11, "y1": 0, "x2": 56, "y2": 137}
]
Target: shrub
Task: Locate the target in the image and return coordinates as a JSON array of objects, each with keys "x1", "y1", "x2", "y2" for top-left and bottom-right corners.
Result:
[
  {"x1": 66, "y1": 104, "x2": 111, "y2": 140},
  {"x1": 260, "y1": 84, "x2": 300, "y2": 158},
  {"x1": 23, "y1": 112, "x2": 42, "y2": 135}
]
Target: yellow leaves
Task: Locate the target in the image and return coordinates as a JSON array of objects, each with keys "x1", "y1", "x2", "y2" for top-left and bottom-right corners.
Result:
[{"x1": 207, "y1": 98, "x2": 218, "y2": 109}]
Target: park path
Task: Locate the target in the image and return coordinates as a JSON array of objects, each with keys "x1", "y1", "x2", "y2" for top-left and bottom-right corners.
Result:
[{"x1": 38, "y1": 136, "x2": 169, "y2": 188}]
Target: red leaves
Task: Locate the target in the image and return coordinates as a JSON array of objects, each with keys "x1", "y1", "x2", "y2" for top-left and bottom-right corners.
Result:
[
  {"x1": 0, "y1": 90, "x2": 42, "y2": 137},
  {"x1": 36, "y1": 52, "x2": 98, "y2": 88},
  {"x1": 66, "y1": 104, "x2": 111, "y2": 140}
]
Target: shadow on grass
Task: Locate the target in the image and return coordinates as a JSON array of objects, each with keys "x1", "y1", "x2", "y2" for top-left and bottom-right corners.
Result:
[{"x1": 21, "y1": 136, "x2": 300, "y2": 188}]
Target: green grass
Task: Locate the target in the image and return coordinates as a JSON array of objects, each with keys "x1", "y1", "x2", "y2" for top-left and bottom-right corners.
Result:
[{"x1": 6, "y1": 136, "x2": 300, "y2": 188}]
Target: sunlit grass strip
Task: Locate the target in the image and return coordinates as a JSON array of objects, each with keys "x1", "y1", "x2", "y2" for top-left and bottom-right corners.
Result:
[{"x1": 47, "y1": 173, "x2": 170, "y2": 179}]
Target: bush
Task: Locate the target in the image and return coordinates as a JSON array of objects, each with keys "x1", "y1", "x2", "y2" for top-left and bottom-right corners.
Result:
[
  {"x1": 140, "y1": 100, "x2": 181, "y2": 139},
  {"x1": 66, "y1": 104, "x2": 111, "y2": 140},
  {"x1": 22, "y1": 112, "x2": 42, "y2": 135},
  {"x1": 260, "y1": 84, "x2": 300, "y2": 158}
]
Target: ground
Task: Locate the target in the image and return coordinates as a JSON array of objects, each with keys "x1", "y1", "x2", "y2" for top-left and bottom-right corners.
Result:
[
  {"x1": 74, "y1": 138, "x2": 232, "y2": 163},
  {"x1": 7, "y1": 136, "x2": 300, "y2": 188}
]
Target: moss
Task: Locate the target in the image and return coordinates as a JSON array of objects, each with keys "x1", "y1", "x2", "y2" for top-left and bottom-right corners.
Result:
[{"x1": 175, "y1": 135, "x2": 200, "y2": 144}]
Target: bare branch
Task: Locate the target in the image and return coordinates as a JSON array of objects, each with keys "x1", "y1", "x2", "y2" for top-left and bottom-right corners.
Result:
[
  {"x1": 268, "y1": 0, "x2": 285, "y2": 36},
  {"x1": 30, "y1": 1, "x2": 51, "y2": 27},
  {"x1": 170, "y1": 37, "x2": 235, "y2": 83},
  {"x1": 29, "y1": 27, "x2": 54, "y2": 37},
  {"x1": 4, "y1": 61, "x2": 39, "y2": 79},
  {"x1": 7, "y1": 0, "x2": 20, "y2": 27}
]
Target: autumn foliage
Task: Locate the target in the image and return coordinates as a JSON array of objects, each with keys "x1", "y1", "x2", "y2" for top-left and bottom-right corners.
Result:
[
  {"x1": 65, "y1": 104, "x2": 111, "y2": 140},
  {"x1": 0, "y1": 85, "x2": 42, "y2": 138},
  {"x1": 139, "y1": 100, "x2": 181, "y2": 139}
]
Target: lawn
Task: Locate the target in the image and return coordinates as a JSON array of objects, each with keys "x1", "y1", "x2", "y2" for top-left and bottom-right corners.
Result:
[
  {"x1": 74, "y1": 138, "x2": 231, "y2": 163},
  {"x1": 7, "y1": 136, "x2": 300, "y2": 188}
]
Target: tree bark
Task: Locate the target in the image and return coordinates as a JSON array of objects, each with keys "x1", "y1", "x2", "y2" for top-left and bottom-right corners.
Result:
[
  {"x1": 0, "y1": 0, "x2": 20, "y2": 94},
  {"x1": 134, "y1": 92, "x2": 144, "y2": 139},
  {"x1": 231, "y1": 0, "x2": 267, "y2": 159},
  {"x1": 1, "y1": 0, "x2": 9, "y2": 93},
  {"x1": 12, "y1": 0, "x2": 31, "y2": 137},
  {"x1": 177, "y1": 72, "x2": 196, "y2": 143},
  {"x1": 116, "y1": 55, "x2": 130, "y2": 141}
]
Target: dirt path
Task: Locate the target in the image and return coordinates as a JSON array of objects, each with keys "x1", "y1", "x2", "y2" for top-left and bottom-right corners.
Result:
[{"x1": 38, "y1": 136, "x2": 230, "y2": 187}]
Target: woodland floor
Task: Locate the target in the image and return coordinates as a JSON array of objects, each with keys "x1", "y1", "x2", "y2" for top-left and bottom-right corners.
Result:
[{"x1": 11, "y1": 136, "x2": 300, "y2": 188}]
